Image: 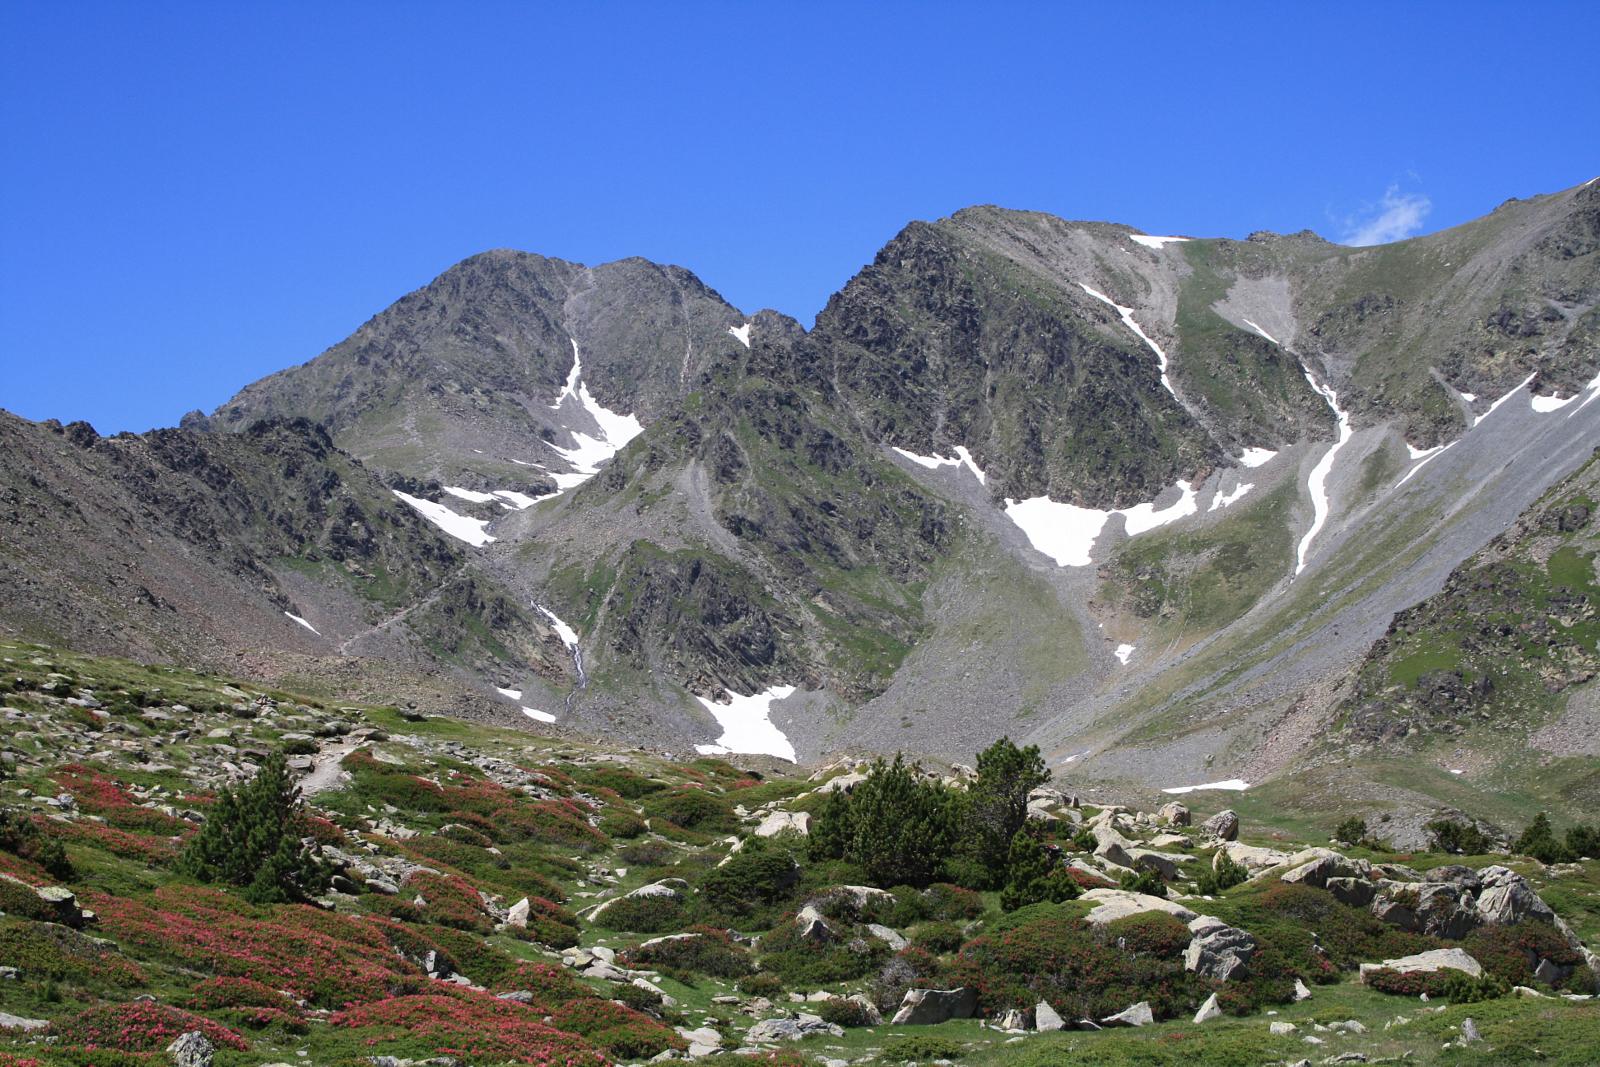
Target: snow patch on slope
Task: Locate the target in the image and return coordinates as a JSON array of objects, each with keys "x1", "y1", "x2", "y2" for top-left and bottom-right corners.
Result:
[
  {"x1": 1005, "y1": 481, "x2": 1197, "y2": 568},
  {"x1": 1078, "y1": 283, "x2": 1178, "y2": 398},
  {"x1": 1294, "y1": 371, "x2": 1354, "y2": 575},
  {"x1": 1238, "y1": 447, "x2": 1277, "y2": 468},
  {"x1": 729, "y1": 322, "x2": 752, "y2": 348},
  {"x1": 1473, "y1": 373, "x2": 1537, "y2": 427},
  {"x1": 1162, "y1": 779, "x2": 1250, "y2": 795},
  {"x1": 1242, "y1": 318, "x2": 1279, "y2": 346},
  {"x1": 392, "y1": 491, "x2": 496, "y2": 547},
  {"x1": 891, "y1": 445, "x2": 987, "y2": 485},
  {"x1": 1210, "y1": 483, "x2": 1254, "y2": 511},
  {"x1": 1129, "y1": 234, "x2": 1190, "y2": 250},
  {"x1": 1114, "y1": 643, "x2": 1135, "y2": 665},
  {"x1": 284, "y1": 612, "x2": 320, "y2": 636},
  {"x1": 522, "y1": 708, "x2": 557, "y2": 724},
  {"x1": 694, "y1": 685, "x2": 798, "y2": 762},
  {"x1": 542, "y1": 339, "x2": 645, "y2": 495}
]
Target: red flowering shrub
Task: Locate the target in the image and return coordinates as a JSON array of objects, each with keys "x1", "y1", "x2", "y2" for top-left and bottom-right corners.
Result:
[
  {"x1": 403, "y1": 871, "x2": 493, "y2": 932},
  {"x1": 1105, "y1": 911, "x2": 1192, "y2": 958},
  {"x1": 949, "y1": 914, "x2": 1209, "y2": 1020},
  {"x1": 1363, "y1": 966, "x2": 1452, "y2": 997},
  {"x1": 497, "y1": 800, "x2": 606, "y2": 851},
  {"x1": 48, "y1": 1002, "x2": 248, "y2": 1052},
  {"x1": 52, "y1": 765, "x2": 188, "y2": 835},
  {"x1": 0, "y1": 919, "x2": 148, "y2": 987},
  {"x1": 0, "y1": 1055, "x2": 42, "y2": 1067},
  {"x1": 296, "y1": 813, "x2": 346, "y2": 847},
  {"x1": 90, "y1": 885, "x2": 426, "y2": 1006},
  {"x1": 182, "y1": 976, "x2": 302, "y2": 1014},
  {"x1": 42, "y1": 818, "x2": 182, "y2": 864},
  {"x1": 1463, "y1": 923, "x2": 1582, "y2": 987},
  {"x1": 1063, "y1": 866, "x2": 1118, "y2": 890},
  {"x1": 330, "y1": 990, "x2": 609, "y2": 1065},
  {"x1": 546, "y1": 999, "x2": 682, "y2": 1059}
]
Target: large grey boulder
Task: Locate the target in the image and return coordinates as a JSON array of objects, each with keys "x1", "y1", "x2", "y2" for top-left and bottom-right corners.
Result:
[
  {"x1": 1100, "y1": 1001, "x2": 1154, "y2": 1027},
  {"x1": 890, "y1": 987, "x2": 978, "y2": 1025},
  {"x1": 0, "y1": 1013, "x2": 48, "y2": 1033},
  {"x1": 1157, "y1": 801, "x2": 1191, "y2": 827},
  {"x1": 1200, "y1": 810, "x2": 1239, "y2": 841},
  {"x1": 1360, "y1": 947, "x2": 1484, "y2": 981},
  {"x1": 1035, "y1": 1000, "x2": 1064, "y2": 1032},
  {"x1": 1279, "y1": 853, "x2": 1370, "y2": 889},
  {"x1": 794, "y1": 905, "x2": 834, "y2": 943},
  {"x1": 1081, "y1": 888, "x2": 1197, "y2": 926},
  {"x1": 1184, "y1": 916, "x2": 1256, "y2": 981},
  {"x1": 167, "y1": 1031, "x2": 214, "y2": 1067},
  {"x1": 1476, "y1": 866, "x2": 1556, "y2": 926},
  {"x1": 866, "y1": 922, "x2": 907, "y2": 950},
  {"x1": 755, "y1": 811, "x2": 810, "y2": 837},
  {"x1": 744, "y1": 1014, "x2": 843, "y2": 1043},
  {"x1": 1193, "y1": 993, "x2": 1223, "y2": 1023}
]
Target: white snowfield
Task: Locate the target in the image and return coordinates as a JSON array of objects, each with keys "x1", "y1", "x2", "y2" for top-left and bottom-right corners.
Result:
[
  {"x1": 1005, "y1": 480, "x2": 1198, "y2": 568},
  {"x1": 1294, "y1": 370, "x2": 1353, "y2": 575},
  {"x1": 535, "y1": 605, "x2": 580, "y2": 651},
  {"x1": 1397, "y1": 441, "x2": 1453, "y2": 488},
  {"x1": 284, "y1": 612, "x2": 320, "y2": 636},
  {"x1": 1114, "y1": 643, "x2": 1135, "y2": 665},
  {"x1": 1241, "y1": 318, "x2": 1279, "y2": 346},
  {"x1": 694, "y1": 685, "x2": 799, "y2": 762},
  {"x1": 1210, "y1": 482, "x2": 1253, "y2": 511},
  {"x1": 1161, "y1": 779, "x2": 1250, "y2": 795},
  {"x1": 1237, "y1": 447, "x2": 1277, "y2": 468},
  {"x1": 1129, "y1": 234, "x2": 1190, "y2": 250},
  {"x1": 443, "y1": 486, "x2": 498, "y2": 504},
  {"x1": 1474, "y1": 373, "x2": 1536, "y2": 427},
  {"x1": 1079, "y1": 283, "x2": 1178, "y2": 399},
  {"x1": 729, "y1": 322, "x2": 753, "y2": 348},
  {"x1": 891, "y1": 445, "x2": 987, "y2": 485},
  {"x1": 495, "y1": 687, "x2": 522, "y2": 701},
  {"x1": 392, "y1": 490, "x2": 496, "y2": 547},
  {"x1": 1565, "y1": 368, "x2": 1600, "y2": 416},
  {"x1": 522, "y1": 708, "x2": 557, "y2": 724},
  {"x1": 543, "y1": 339, "x2": 644, "y2": 492}
]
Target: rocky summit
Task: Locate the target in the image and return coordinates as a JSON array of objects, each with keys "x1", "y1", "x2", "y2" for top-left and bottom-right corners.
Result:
[{"x1": 3, "y1": 177, "x2": 1600, "y2": 1066}]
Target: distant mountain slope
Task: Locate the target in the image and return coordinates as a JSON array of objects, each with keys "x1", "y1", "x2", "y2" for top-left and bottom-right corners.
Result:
[{"x1": 3, "y1": 178, "x2": 1597, "y2": 808}]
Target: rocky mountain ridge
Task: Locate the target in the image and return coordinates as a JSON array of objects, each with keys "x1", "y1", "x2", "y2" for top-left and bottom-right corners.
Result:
[{"x1": 3, "y1": 177, "x2": 1598, "y2": 820}]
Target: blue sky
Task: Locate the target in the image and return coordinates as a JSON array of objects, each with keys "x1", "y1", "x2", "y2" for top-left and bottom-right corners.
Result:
[{"x1": 2, "y1": 2, "x2": 1597, "y2": 433}]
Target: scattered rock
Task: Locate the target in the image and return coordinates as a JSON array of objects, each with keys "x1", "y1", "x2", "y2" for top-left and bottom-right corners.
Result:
[
  {"x1": 1035, "y1": 1000, "x2": 1064, "y2": 1032},
  {"x1": 1193, "y1": 993, "x2": 1223, "y2": 1023}
]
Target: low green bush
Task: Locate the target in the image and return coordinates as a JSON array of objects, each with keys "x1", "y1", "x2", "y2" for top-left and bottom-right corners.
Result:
[
  {"x1": 620, "y1": 926, "x2": 753, "y2": 979},
  {"x1": 817, "y1": 996, "x2": 876, "y2": 1027},
  {"x1": 880, "y1": 1035, "x2": 965, "y2": 1063},
  {"x1": 597, "y1": 893, "x2": 688, "y2": 934}
]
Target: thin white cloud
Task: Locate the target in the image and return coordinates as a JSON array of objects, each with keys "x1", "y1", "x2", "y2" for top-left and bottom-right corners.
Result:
[{"x1": 1342, "y1": 184, "x2": 1432, "y2": 246}]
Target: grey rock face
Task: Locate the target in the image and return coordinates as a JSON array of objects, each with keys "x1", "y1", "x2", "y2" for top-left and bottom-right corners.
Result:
[
  {"x1": 1100, "y1": 1001, "x2": 1154, "y2": 1027},
  {"x1": 1200, "y1": 810, "x2": 1239, "y2": 841},
  {"x1": 890, "y1": 987, "x2": 979, "y2": 1025},
  {"x1": 1035, "y1": 999, "x2": 1065, "y2": 1032},
  {"x1": 166, "y1": 1031, "x2": 215, "y2": 1067},
  {"x1": 1184, "y1": 917, "x2": 1257, "y2": 981}
]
